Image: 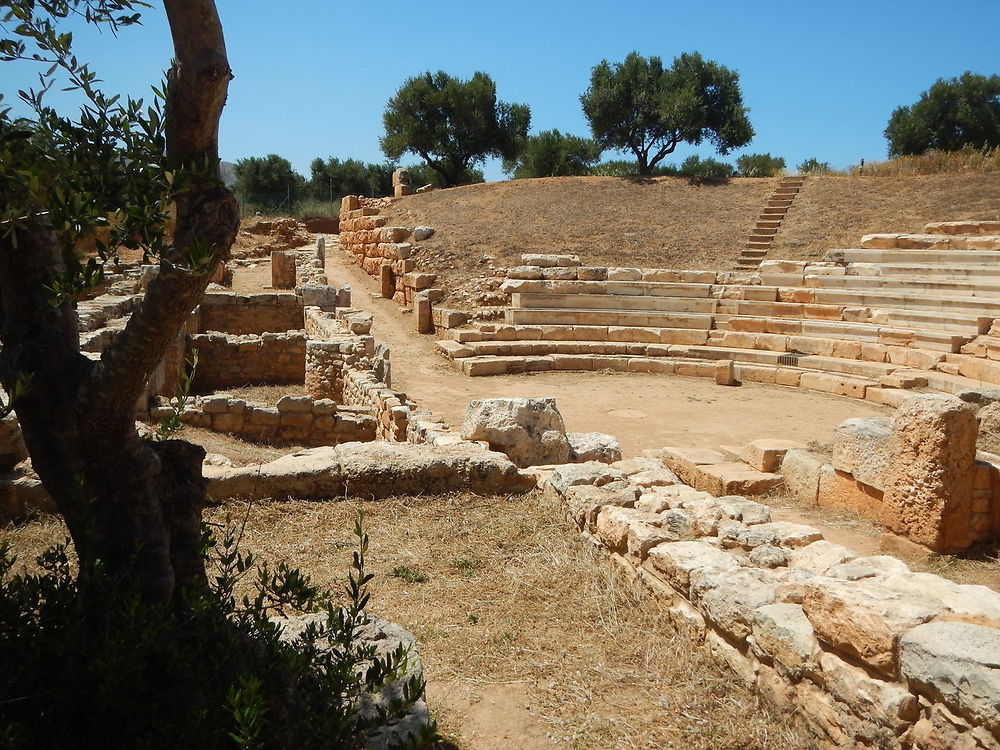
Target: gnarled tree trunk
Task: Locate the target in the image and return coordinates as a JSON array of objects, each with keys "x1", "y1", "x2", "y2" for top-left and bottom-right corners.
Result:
[{"x1": 0, "y1": 0, "x2": 237, "y2": 604}]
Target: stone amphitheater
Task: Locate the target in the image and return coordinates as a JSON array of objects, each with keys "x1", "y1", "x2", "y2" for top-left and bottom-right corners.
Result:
[{"x1": 2, "y1": 188, "x2": 999, "y2": 748}]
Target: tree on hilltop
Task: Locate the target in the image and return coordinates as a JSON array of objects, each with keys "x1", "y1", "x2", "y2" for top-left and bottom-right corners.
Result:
[
  {"x1": 380, "y1": 70, "x2": 530, "y2": 187},
  {"x1": 503, "y1": 129, "x2": 602, "y2": 179},
  {"x1": 884, "y1": 72, "x2": 1000, "y2": 157},
  {"x1": 580, "y1": 51, "x2": 753, "y2": 175}
]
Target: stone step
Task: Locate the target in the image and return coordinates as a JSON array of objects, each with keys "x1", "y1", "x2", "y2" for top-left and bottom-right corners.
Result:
[
  {"x1": 924, "y1": 220, "x2": 1000, "y2": 236},
  {"x1": 503, "y1": 279, "x2": 718, "y2": 298},
  {"x1": 650, "y1": 446, "x2": 783, "y2": 496},
  {"x1": 759, "y1": 272, "x2": 1000, "y2": 297},
  {"x1": 719, "y1": 298, "x2": 991, "y2": 335},
  {"x1": 713, "y1": 316, "x2": 969, "y2": 352},
  {"x1": 773, "y1": 187, "x2": 800, "y2": 196},
  {"x1": 803, "y1": 287, "x2": 1000, "y2": 315},
  {"x1": 846, "y1": 262, "x2": 1000, "y2": 281},
  {"x1": 756, "y1": 220, "x2": 782, "y2": 229},
  {"x1": 449, "y1": 349, "x2": 987, "y2": 404},
  {"x1": 742, "y1": 249, "x2": 769, "y2": 258},
  {"x1": 859, "y1": 233, "x2": 1000, "y2": 251},
  {"x1": 766, "y1": 199, "x2": 794, "y2": 208},
  {"x1": 746, "y1": 241, "x2": 771, "y2": 250},
  {"x1": 506, "y1": 308, "x2": 715, "y2": 329},
  {"x1": 509, "y1": 292, "x2": 717, "y2": 313},
  {"x1": 827, "y1": 247, "x2": 1000, "y2": 265},
  {"x1": 760, "y1": 207, "x2": 787, "y2": 217}
]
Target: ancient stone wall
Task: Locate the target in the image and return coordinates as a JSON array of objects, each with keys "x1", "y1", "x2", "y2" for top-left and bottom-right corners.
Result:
[
  {"x1": 545, "y1": 463, "x2": 1000, "y2": 750},
  {"x1": 198, "y1": 292, "x2": 303, "y2": 334},
  {"x1": 791, "y1": 394, "x2": 1000, "y2": 553},
  {"x1": 337, "y1": 196, "x2": 437, "y2": 307},
  {"x1": 187, "y1": 332, "x2": 306, "y2": 390},
  {"x1": 173, "y1": 394, "x2": 376, "y2": 446},
  {"x1": 342, "y1": 369, "x2": 413, "y2": 442}
]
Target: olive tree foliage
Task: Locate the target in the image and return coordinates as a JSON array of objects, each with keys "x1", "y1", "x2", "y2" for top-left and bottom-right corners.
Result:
[
  {"x1": 580, "y1": 51, "x2": 753, "y2": 175},
  {"x1": 0, "y1": 0, "x2": 238, "y2": 602},
  {"x1": 884, "y1": 72, "x2": 1000, "y2": 157},
  {"x1": 308, "y1": 156, "x2": 394, "y2": 200},
  {"x1": 381, "y1": 70, "x2": 530, "y2": 187},
  {"x1": 233, "y1": 153, "x2": 307, "y2": 205},
  {"x1": 502, "y1": 129, "x2": 602, "y2": 179},
  {"x1": 736, "y1": 152, "x2": 785, "y2": 177}
]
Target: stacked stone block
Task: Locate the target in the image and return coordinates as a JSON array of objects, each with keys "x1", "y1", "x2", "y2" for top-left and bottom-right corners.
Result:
[
  {"x1": 337, "y1": 195, "x2": 437, "y2": 307},
  {"x1": 198, "y1": 292, "x2": 303, "y2": 334},
  {"x1": 545, "y1": 462, "x2": 1000, "y2": 749},
  {"x1": 187, "y1": 332, "x2": 306, "y2": 390},
  {"x1": 171, "y1": 395, "x2": 375, "y2": 446},
  {"x1": 341, "y1": 368, "x2": 414, "y2": 442}
]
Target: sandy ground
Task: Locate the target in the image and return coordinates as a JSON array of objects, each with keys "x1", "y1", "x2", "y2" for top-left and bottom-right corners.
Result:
[{"x1": 232, "y1": 242, "x2": 894, "y2": 560}]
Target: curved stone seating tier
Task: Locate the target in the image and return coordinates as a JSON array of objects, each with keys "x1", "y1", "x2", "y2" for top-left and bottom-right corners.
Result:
[{"x1": 437, "y1": 223, "x2": 1000, "y2": 403}]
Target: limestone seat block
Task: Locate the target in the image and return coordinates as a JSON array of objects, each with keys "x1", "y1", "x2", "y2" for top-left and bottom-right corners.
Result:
[
  {"x1": 567, "y1": 432, "x2": 622, "y2": 463},
  {"x1": 899, "y1": 621, "x2": 1000, "y2": 735},
  {"x1": 645, "y1": 541, "x2": 740, "y2": 597},
  {"x1": 751, "y1": 602, "x2": 819, "y2": 677},
  {"x1": 801, "y1": 577, "x2": 946, "y2": 677},
  {"x1": 882, "y1": 394, "x2": 979, "y2": 552},
  {"x1": 206, "y1": 442, "x2": 535, "y2": 501},
  {"x1": 548, "y1": 461, "x2": 626, "y2": 496}
]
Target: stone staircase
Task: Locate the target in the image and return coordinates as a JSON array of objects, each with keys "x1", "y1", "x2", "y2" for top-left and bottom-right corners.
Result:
[
  {"x1": 435, "y1": 220, "x2": 1000, "y2": 407},
  {"x1": 734, "y1": 175, "x2": 804, "y2": 269}
]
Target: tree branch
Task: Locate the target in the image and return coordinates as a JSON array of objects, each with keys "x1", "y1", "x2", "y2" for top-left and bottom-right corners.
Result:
[{"x1": 90, "y1": 0, "x2": 237, "y2": 417}]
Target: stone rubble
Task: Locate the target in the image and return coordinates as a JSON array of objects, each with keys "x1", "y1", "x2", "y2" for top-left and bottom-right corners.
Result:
[{"x1": 544, "y1": 454, "x2": 1000, "y2": 749}]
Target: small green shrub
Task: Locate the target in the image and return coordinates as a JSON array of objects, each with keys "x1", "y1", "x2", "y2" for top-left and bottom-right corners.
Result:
[
  {"x1": 0, "y1": 515, "x2": 435, "y2": 749},
  {"x1": 450, "y1": 558, "x2": 482, "y2": 577},
  {"x1": 736, "y1": 152, "x2": 785, "y2": 177},
  {"x1": 678, "y1": 154, "x2": 736, "y2": 181},
  {"x1": 590, "y1": 159, "x2": 678, "y2": 177},
  {"x1": 798, "y1": 157, "x2": 834, "y2": 174},
  {"x1": 390, "y1": 565, "x2": 429, "y2": 584}
]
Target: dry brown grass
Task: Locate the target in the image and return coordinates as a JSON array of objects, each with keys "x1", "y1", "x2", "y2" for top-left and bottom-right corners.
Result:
[
  {"x1": 172, "y1": 424, "x2": 303, "y2": 466},
  {"x1": 770, "y1": 173, "x2": 1000, "y2": 260},
  {"x1": 374, "y1": 173, "x2": 1000, "y2": 303},
  {"x1": 849, "y1": 148, "x2": 1000, "y2": 177},
  {"x1": 386, "y1": 175, "x2": 774, "y2": 289},
  {"x1": 208, "y1": 383, "x2": 308, "y2": 405},
  {"x1": 2, "y1": 490, "x2": 807, "y2": 749}
]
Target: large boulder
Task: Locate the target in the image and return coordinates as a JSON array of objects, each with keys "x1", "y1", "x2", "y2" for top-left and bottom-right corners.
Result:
[
  {"x1": 567, "y1": 432, "x2": 622, "y2": 463},
  {"x1": 460, "y1": 397, "x2": 571, "y2": 467},
  {"x1": 205, "y1": 442, "x2": 534, "y2": 500}
]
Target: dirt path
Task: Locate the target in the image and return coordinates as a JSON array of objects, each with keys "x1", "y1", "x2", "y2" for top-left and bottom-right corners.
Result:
[
  {"x1": 228, "y1": 244, "x2": 912, "y2": 747},
  {"x1": 308, "y1": 237, "x2": 891, "y2": 454}
]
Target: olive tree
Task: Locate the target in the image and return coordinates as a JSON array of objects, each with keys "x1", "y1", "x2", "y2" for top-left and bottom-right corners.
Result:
[
  {"x1": 381, "y1": 70, "x2": 530, "y2": 187},
  {"x1": 581, "y1": 51, "x2": 753, "y2": 175},
  {"x1": 0, "y1": 0, "x2": 237, "y2": 603},
  {"x1": 884, "y1": 72, "x2": 1000, "y2": 157},
  {"x1": 503, "y1": 129, "x2": 602, "y2": 179}
]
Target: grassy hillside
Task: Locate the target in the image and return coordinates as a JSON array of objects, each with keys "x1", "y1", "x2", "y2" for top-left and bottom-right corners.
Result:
[
  {"x1": 770, "y1": 174, "x2": 1000, "y2": 259},
  {"x1": 379, "y1": 172, "x2": 1000, "y2": 305}
]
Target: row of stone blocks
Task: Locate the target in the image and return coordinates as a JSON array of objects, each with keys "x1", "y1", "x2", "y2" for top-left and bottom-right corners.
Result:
[
  {"x1": 544, "y1": 460, "x2": 1000, "y2": 749},
  {"x1": 166, "y1": 395, "x2": 376, "y2": 446}
]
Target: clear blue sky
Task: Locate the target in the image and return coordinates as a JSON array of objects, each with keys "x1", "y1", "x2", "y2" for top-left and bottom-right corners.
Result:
[{"x1": 4, "y1": 0, "x2": 1000, "y2": 181}]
